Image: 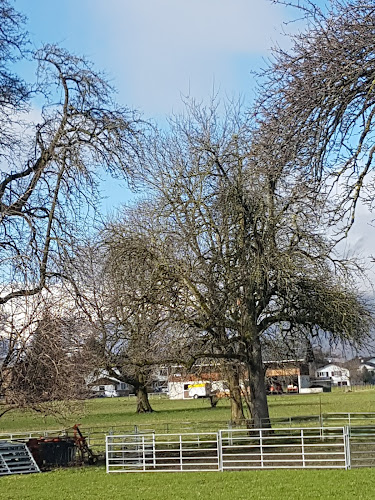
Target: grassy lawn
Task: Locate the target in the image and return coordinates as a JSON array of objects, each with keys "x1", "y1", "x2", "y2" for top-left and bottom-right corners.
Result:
[
  {"x1": 0, "y1": 389, "x2": 375, "y2": 499},
  {"x1": 0, "y1": 397, "x2": 233, "y2": 433},
  {"x1": 269, "y1": 388, "x2": 375, "y2": 418},
  {"x1": 0, "y1": 387, "x2": 374, "y2": 433},
  {"x1": 1, "y1": 467, "x2": 375, "y2": 500}
]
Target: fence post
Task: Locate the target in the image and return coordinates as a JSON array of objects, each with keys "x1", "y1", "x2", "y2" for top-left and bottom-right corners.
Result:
[
  {"x1": 228, "y1": 422, "x2": 233, "y2": 447},
  {"x1": 142, "y1": 436, "x2": 146, "y2": 471},
  {"x1": 179, "y1": 435, "x2": 183, "y2": 471},
  {"x1": 260, "y1": 429, "x2": 264, "y2": 468},
  {"x1": 301, "y1": 429, "x2": 305, "y2": 468},
  {"x1": 216, "y1": 431, "x2": 223, "y2": 472},
  {"x1": 218, "y1": 431, "x2": 223, "y2": 472},
  {"x1": 344, "y1": 426, "x2": 351, "y2": 470},
  {"x1": 105, "y1": 436, "x2": 109, "y2": 473},
  {"x1": 153, "y1": 433, "x2": 156, "y2": 469}
]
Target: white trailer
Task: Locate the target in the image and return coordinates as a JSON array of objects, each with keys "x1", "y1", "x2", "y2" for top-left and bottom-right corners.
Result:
[{"x1": 188, "y1": 382, "x2": 211, "y2": 399}]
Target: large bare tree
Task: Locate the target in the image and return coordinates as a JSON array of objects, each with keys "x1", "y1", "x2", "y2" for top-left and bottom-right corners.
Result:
[
  {"x1": 66, "y1": 234, "x2": 186, "y2": 414},
  {"x1": 0, "y1": 1, "x2": 143, "y2": 305},
  {"x1": 0, "y1": 0, "x2": 29, "y2": 153},
  {"x1": 125, "y1": 99, "x2": 372, "y2": 426}
]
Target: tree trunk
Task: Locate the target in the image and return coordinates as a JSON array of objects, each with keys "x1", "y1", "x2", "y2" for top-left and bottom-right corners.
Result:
[
  {"x1": 135, "y1": 384, "x2": 153, "y2": 413},
  {"x1": 245, "y1": 335, "x2": 270, "y2": 428},
  {"x1": 225, "y1": 363, "x2": 245, "y2": 423}
]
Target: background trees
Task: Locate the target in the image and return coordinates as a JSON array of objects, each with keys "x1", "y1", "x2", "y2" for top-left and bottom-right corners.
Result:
[
  {"x1": 1, "y1": 0, "x2": 373, "y2": 425},
  {"x1": 0, "y1": 295, "x2": 93, "y2": 419}
]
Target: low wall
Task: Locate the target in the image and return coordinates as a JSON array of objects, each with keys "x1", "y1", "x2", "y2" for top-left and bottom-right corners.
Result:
[{"x1": 300, "y1": 387, "x2": 323, "y2": 394}]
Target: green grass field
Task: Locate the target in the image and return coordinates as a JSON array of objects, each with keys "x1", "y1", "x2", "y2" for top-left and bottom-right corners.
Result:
[
  {"x1": 1, "y1": 467, "x2": 375, "y2": 500},
  {"x1": 1, "y1": 387, "x2": 374, "y2": 433},
  {"x1": 1, "y1": 389, "x2": 375, "y2": 499}
]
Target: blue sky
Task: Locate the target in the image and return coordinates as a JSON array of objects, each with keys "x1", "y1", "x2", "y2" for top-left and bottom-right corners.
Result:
[
  {"x1": 16, "y1": 0, "x2": 306, "y2": 212},
  {"x1": 17, "y1": 0, "x2": 298, "y2": 117}
]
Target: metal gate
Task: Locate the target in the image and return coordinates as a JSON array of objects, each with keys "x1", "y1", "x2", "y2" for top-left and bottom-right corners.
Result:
[
  {"x1": 348, "y1": 426, "x2": 375, "y2": 468},
  {"x1": 106, "y1": 432, "x2": 219, "y2": 473},
  {"x1": 106, "y1": 427, "x2": 349, "y2": 473},
  {"x1": 219, "y1": 427, "x2": 349, "y2": 470},
  {"x1": 0, "y1": 441, "x2": 40, "y2": 476}
]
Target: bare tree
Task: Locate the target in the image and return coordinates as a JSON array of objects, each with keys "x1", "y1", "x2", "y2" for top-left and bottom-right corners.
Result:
[
  {"x1": 0, "y1": 2, "x2": 143, "y2": 305},
  {"x1": 0, "y1": 296, "x2": 38, "y2": 417},
  {"x1": 104, "y1": 227, "x2": 182, "y2": 412},
  {"x1": 66, "y1": 233, "x2": 185, "y2": 414},
  {"x1": 124, "y1": 99, "x2": 372, "y2": 426},
  {"x1": 0, "y1": 296, "x2": 93, "y2": 419},
  {"x1": 258, "y1": 0, "x2": 375, "y2": 230}
]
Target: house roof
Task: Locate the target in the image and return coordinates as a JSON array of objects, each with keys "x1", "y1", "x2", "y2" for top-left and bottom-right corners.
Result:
[
  {"x1": 316, "y1": 363, "x2": 345, "y2": 370},
  {"x1": 360, "y1": 361, "x2": 375, "y2": 370},
  {"x1": 316, "y1": 364, "x2": 350, "y2": 375},
  {"x1": 86, "y1": 369, "x2": 121, "y2": 385},
  {"x1": 88, "y1": 376, "x2": 120, "y2": 386},
  {"x1": 361, "y1": 357, "x2": 375, "y2": 364}
]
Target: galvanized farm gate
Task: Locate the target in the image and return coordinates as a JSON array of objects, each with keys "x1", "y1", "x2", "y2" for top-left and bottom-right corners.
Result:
[
  {"x1": 219, "y1": 427, "x2": 350, "y2": 470},
  {"x1": 106, "y1": 426, "x2": 350, "y2": 473},
  {"x1": 0, "y1": 441, "x2": 40, "y2": 476},
  {"x1": 106, "y1": 432, "x2": 220, "y2": 473},
  {"x1": 348, "y1": 426, "x2": 375, "y2": 468}
]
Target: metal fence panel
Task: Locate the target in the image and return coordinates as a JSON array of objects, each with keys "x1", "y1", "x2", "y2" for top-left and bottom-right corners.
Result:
[
  {"x1": 106, "y1": 432, "x2": 220, "y2": 473},
  {"x1": 219, "y1": 427, "x2": 348, "y2": 470},
  {"x1": 106, "y1": 427, "x2": 349, "y2": 473},
  {"x1": 0, "y1": 442, "x2": 40, "y2": 476},
  {"x1": 261, "y1": 412, "x2": 375, "y2": 428},
  {"x1": 348, "y1": 426, "x2": 375, "y2": 468}
]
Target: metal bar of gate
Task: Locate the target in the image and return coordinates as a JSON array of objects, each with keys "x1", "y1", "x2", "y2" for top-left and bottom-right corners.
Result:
[
  {"x1": 344, "y1": 427, "x2": 351, "y2": 470},
  {"x1": 179, "y1": 435, "x2": 183, "y2": 471}
]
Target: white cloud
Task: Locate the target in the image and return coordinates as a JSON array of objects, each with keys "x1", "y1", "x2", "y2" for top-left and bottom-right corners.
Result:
[
  {"x1": 336, "y1": 201, "x2": 375, "y2": 292},
  {"x1": 88, "y1": 0, "x2": 287, "y2": 114},
  {"x1": 119, "y1": 0, "x2": 283, "y2": 53}
]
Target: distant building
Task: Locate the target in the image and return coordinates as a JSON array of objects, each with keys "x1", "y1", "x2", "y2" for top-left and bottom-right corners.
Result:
[
  {"x1": 359, "y1": 357, "x2": 375, "y2": 376},
  {"x1": 167, "y1": 359, "x2": 318, "y2": 399},
  {"x1": 315, "y1": 364, "x2": 350, "y2": 387},
  {"x1": 265, "y1": 361, "x2": 312, "y2": 393},
  {"x1": 87, "y1": 370, "x2": 132, "y2": 397}
]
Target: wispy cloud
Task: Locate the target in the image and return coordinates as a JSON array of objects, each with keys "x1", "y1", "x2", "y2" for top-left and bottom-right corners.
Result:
[{"x1": 88, "y1": 0, "x2": 286, "y2": 114}]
